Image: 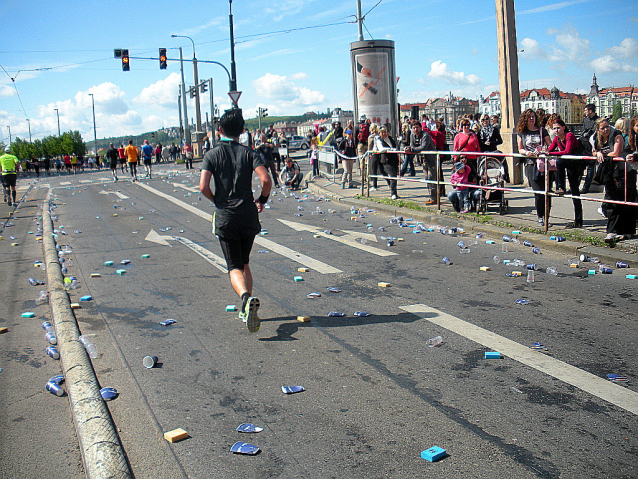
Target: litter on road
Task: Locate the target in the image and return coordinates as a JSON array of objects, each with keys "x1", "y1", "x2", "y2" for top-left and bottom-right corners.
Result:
[
  {"x1": 236, "y1": 423, "x2": 263, "y2": 433},
  {"x1": 281, "y1": 385, "x2": 305, "y2": 394},
  {"x1": 230, "y1": 442, "x2": 260, "y2": 455}
]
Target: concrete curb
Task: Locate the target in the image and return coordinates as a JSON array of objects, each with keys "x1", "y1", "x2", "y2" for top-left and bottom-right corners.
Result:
[
  {"x1": 43, "y1": 200, "x2": 132, "y2": 479},
  {"x1": 307, "y1": 184, "x2": 638, "y2": 268}
]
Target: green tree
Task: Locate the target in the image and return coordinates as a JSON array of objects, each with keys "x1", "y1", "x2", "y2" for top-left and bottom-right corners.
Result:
[{"x1": 611, "y1": 102, "x2": 623, "y2": 123}]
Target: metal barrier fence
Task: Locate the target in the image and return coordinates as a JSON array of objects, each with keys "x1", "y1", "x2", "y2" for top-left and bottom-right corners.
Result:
[{"x1": 363, "y1": 149, "x2": 638, "y2": 233}]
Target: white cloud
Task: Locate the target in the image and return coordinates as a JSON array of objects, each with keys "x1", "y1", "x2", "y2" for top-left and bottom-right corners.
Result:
[
  {"x1": 590, "y1": 55, "x2": 638, "y2": 74},
  {"x1": 609, "y1": 38, "x2": 638, "y2": 59},
  {"x1": 427, "y1": 61, "x2": 481, "y2": 85},
  {"x1": 252, "y1": 72, "x2": 324, "y2": 105},
  {"x1": 548, "y1": 26, "x2": 590, "y2": 62},
  {"x1": 519, "y1": 38, "x2": 547, "y2": 60},
  {"x1": 263, "y1": 0, "x2": 315, "y2": 22},
  {"x1": 519, "y1": 0, "x2": 591, "y2": 15},
  {"x1": 133, "y1": 73, "x2": 181, "y2": 110},
  {"x1": 0, "y1": 84, "x2": 15, "y2": 97},
  {"x1": 78, "y1": 83, "x2": 129, "y2": 116}
]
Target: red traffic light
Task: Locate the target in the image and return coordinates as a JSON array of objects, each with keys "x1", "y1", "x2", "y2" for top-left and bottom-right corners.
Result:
[
  {"x1": 159, "y1": 48, "x2": 167, "y2": 69},
  {"x1": 122, "y1": 49, "x2": 130, "y2": 71}
]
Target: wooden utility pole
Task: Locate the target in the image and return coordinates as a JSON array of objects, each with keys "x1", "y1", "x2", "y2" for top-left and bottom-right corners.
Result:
[{"x1": 495, "y1": 0, "x2": 522, "y2": 184}]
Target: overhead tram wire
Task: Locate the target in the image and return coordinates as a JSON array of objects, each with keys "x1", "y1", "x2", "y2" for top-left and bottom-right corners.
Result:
[
  {"x1": 0, "y1": 64, "x2": 29, "y2": 119},
  {"x1": 0, "y1": 16, "x2": 354, "y2": 82}
]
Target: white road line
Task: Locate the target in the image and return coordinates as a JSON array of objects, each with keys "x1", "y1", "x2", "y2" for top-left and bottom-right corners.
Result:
[
  {"x1": 173, "y1": 236, "x2": 228, "y2": 273},
  {"x1": 137, "y1": 183, "x2": 341, "y2": 274},
  {"x1": 60, "y1": 181, "x2": 72, "y2": 185},
  {"x1": 137, "y1": 182, "x2": 210, "y2": 221},
  {"x1": 400, "y1": 304, "x2": 638, "y2": 415},
  {"x1": 254, "y1": 236, "x2": 342, "y2": 274}
]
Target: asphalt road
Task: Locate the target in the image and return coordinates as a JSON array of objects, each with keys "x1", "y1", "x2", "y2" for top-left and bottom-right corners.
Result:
[{"x1": 1, "y1": 163, "x2": 637, "y2": 479}]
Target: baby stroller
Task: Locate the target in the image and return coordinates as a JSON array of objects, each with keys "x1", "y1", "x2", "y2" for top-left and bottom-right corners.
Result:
[{"x1": 476, "y1": 155, "x2": 508, "y2": 214}]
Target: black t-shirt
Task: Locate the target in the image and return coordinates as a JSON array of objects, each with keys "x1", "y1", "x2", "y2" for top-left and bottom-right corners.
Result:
[
  {"x1": 202, "y1": 139, "x2": 265, "y2": 220},
  {"x1": 106, "y1": 147, "x2": 119, "y2": 163}
]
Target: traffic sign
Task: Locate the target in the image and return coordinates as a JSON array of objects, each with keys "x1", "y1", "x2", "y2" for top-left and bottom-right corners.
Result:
[{"x1": 228, "y1": 91, "x2": 242, "y2": 104}]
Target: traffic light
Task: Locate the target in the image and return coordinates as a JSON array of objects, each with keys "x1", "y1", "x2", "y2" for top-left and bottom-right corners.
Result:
[
  {"x1": 201, "y1": 82, "x2": 208, "y2": 93},
  {"x1": 189, "y1": 86, "x2": 196, "y2": 98},
  {"x1": 122, "y1": 49, "x2": 130, "y2": 71},
  {"x1": 159, "y1": 48, "x2": 167, "y2": 69},
  {"x1": 261, "y1": 108, "x2": 268, "y2": 118}
]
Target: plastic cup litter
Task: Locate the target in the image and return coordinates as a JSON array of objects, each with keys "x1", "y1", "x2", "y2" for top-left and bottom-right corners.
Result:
[{"x1": 143, "y1": 355, "x2": 158, "y2": 369}]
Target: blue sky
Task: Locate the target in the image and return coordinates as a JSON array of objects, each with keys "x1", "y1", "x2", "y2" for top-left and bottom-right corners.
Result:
[{"x1": 1, "y1": 0, "x2": 636, "y2": 143}]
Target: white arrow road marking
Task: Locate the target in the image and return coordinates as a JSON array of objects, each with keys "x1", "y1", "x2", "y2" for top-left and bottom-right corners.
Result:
[
  {"x1": 144, "y1": 229, "x2": 172, "y2": 246},
  {"x1": 172, "y1": 182, "x2": 200, "y2": 193},
  {"x1": 278, "y1": 219, "x2": 397, "y2": 257},
  {"x1": 99, "y1": 190, "x2": 129, "y2": 199},
  {"x1": 400, "y1": 304, "x2": 638, "y2": 416},
  {"x1": 137, "y1": 184, "x2": 341, "y2": 274},
  {"x1": 144, "y1": 229, "x2": 227, "y2": 273}
]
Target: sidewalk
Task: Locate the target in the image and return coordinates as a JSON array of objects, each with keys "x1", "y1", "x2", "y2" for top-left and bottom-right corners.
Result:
[{"x1": 299, "y1": 157, "x2": 638, "y2": 264}]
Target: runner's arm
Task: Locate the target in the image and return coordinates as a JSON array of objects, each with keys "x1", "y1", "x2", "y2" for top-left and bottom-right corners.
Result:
[
  {"x1": 199, "y1": 169, "x2": 215, "y2": 203},
  {"x1": 254, "y1": 165, "x2": 272, "y2": 213}
]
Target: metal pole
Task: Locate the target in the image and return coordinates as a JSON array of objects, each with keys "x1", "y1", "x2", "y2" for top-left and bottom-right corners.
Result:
[
  {"x1": 54, "y1": 109, "x2": 61, "y2": 136},
  {"x1": 27, "y1": 119, "x2": 32, "y2": 142},
  {"x1": 178, "y1": 89, "x2": 183, "y2": 140},
  {"x1": 258, "y1": 108, "x2": 262, "y2": 131},
  {"x1": 544, "y1": 157, "x2": 549, "y2": 232},
  {"x1": 89, "y1": 93, "x2": 97, "y2": 157},
  {"x1": 6, "y1": 125, "x2": 11, "y2": 145},
  {"x1": 229, "y1": 0, "x2": 238, "y2": 99},
  {"x1": 188, "y1": 41, "x2": 202, "y2": 135},
  {"x1": 209, "y1": 78, "x2": 215, "y2": 146},
  {"x1": 356, "y1": 0, "x2": 364, "y2": 41},
  {"x1": 436, "y1": 152, "x2": 441, "y2": 210},
  {"x1": 178, "y1": 47, "x2": 191, "y2": 145}
]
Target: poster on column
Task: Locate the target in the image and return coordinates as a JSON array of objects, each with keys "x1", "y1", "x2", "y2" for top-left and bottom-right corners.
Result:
[{"x1": 354, "y1": 51, "x2": 392, "y2": 126}]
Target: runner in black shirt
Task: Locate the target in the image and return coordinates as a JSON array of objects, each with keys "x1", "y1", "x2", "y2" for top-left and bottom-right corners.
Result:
[{"x1": 199, "y1": 109, "x2": 272, "y2": 333}]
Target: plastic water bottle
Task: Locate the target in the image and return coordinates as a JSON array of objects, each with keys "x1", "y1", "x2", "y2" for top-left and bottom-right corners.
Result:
[
  {"x1": 457, "y1": 241, "x2": 466, "y2": 249},
  {"x1": 511, "y1": 238, "x2": 520, "y2": 245},
  {"x1": 527, "y1": 270, "x2": 535, "y2": 283},
  {"x1": 35, "y1": 291, "x2": 48, "y2": 305},
  {"x1": 493, "y1": 255, "x2": 501, "y2": 264},
  {"x1": 532, "y1": 247, "x2": 541, "y2": 254},
  {"x1": 442, "y1": 257, "x2": 452, "y2": 265},
  {"x1": 79, "y1": 335, "x2": 98, "y2": 359},
  {"x1": 546, "y1": 266, "x2": 558, "y2": 276},
  {"x1": 426, "y1": 336, "x2": 443, "y2": 347},
  {"x1": 501, "y1": 242, "x2": 509, "y2": 252},
  {"x1": 502, "y1": 235, "x2": 511, "y2": 242}
]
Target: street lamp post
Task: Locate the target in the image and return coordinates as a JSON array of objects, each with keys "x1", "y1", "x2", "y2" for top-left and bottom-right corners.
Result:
[
  {"x1": 229, "y1": 0, "x2": 238, "y2": 98},
  {"x1": 26, "y1": 119, "x2": 32, "y2": 143},
  {"x1": 54, "y1": 108, "x2": 61, "y2": 136},
  {"x1": 88, "y1": 93, "x2": 98, "y2": 158},
  {"x1": 5, "y1": 125, "x2": 11, "y2": 146},
  {"x1": 172, "y1": 35, "x2": 202, "y2": 142}
]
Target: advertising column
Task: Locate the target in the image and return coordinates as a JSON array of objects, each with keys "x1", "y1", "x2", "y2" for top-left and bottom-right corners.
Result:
[{"x1": 350, "y1": 40, "x2": 398, "y2": 136}]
